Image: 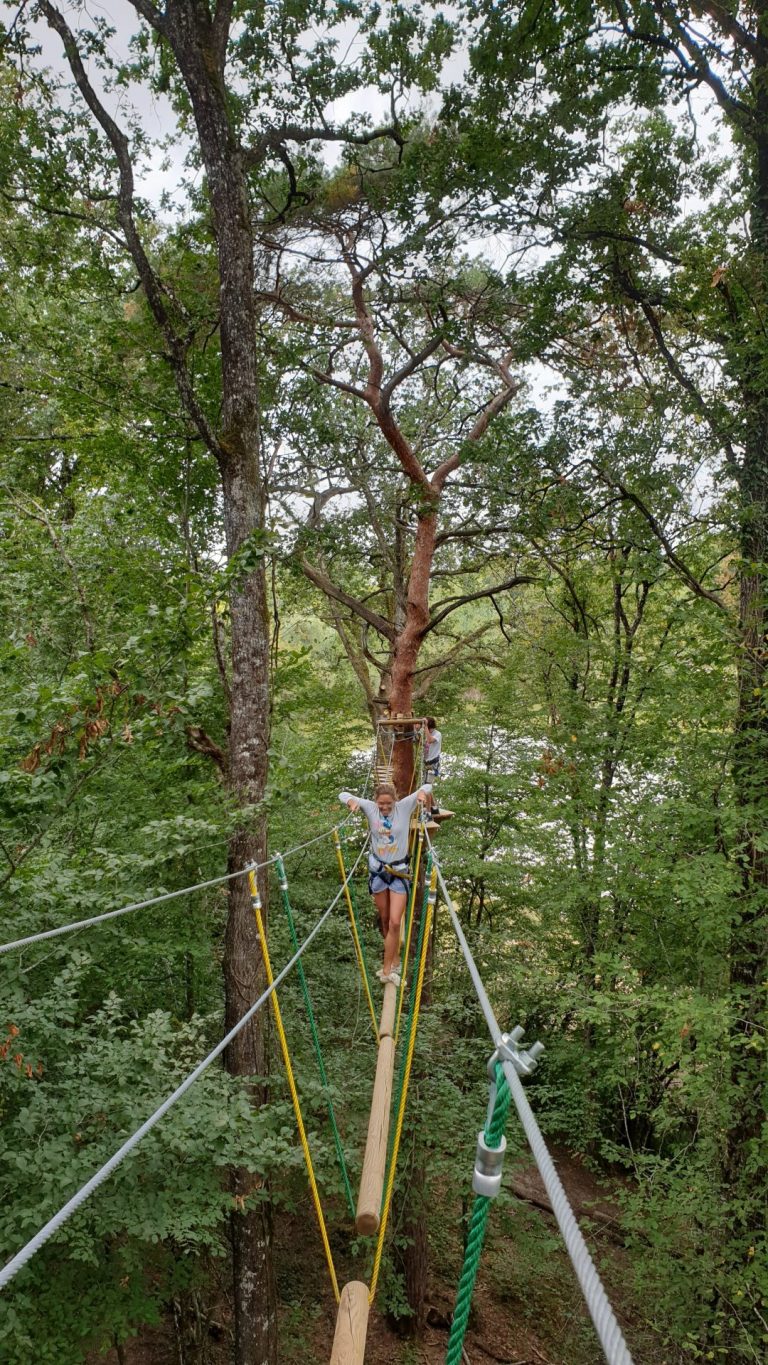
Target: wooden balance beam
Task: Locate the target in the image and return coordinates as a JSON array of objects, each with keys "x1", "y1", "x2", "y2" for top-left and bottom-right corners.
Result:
[
  {"x1": 329, "y1": 1281, "x2": 369, "y2": 1364},
  {"x1": 355, "y1": 980, "x2": 398, "y2": 1235},
  {"x1": 331, "y1": 983, "x2": 399, "y2": 1362}
]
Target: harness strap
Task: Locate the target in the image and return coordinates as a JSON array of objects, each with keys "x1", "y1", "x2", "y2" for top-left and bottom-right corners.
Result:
[{"x1": 369, "y1": 857, "x2": 411, "y2": 891}]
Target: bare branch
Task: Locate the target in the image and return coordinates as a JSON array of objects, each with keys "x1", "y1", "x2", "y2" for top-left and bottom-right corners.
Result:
[
  {"x1": 425, "y1": 574, "x2": 536, "y2": 634},
  {"x1": 299, "y1": 556, "x2": 396, "y2": 641},
  {"x1": 40, "y1": 1, "x2": 221, "y2": 462},
  {"x1": 431, "y1": 356, "x2": 522, "y2": 492},
  {"x1": 380, "y1": 334, "x2": 445, "y2": 402},
  {"x1": 594, "y1": 466, "x2": 728, "y2": 611},
  {"x1": 127, "y1": 0, "x2": 165, "y2": 32},
  {"x1": 211, "y1": 0, "x2": 234, "y2": 64},
  {"x1": 309, "y1": 367, "x2": 368, "y2": 400}
]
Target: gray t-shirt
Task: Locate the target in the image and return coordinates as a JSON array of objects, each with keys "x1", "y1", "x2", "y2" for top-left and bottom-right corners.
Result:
[{"x1": 339, "y1": 788, "x2": 431, "y2": 872}]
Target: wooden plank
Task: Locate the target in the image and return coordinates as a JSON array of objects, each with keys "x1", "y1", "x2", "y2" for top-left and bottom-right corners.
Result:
[
  {"x1": 356, "y1": 1035, "x2": 396, "y2": 1235},
  {"x1": 329, "y1": 1281, "x2": 370, "y2": 1365},
  {"x1": 379, "y1": 980, "x2": 397, "y2": 1039}
]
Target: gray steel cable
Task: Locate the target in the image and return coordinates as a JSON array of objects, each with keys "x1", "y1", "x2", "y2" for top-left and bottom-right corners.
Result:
[
  {"x1": 0, "y1": 866, "x2": 253, "y2": 956},
  {"x1": 0, "y1": 838, "x2": 369, "y2": 1292},
  {"x1": 425, "y1": 832, "x2": 634, "y2": 1365},
  {"x1": 0, "y1": 817, "x2": 353, "y2": 956}
]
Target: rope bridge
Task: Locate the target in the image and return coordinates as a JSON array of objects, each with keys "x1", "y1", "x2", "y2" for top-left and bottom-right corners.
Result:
[{"x1": 0, "y1": 750, "x2": 633, "y2": 1365}]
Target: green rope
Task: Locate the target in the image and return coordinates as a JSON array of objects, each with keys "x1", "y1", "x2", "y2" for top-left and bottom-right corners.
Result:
[
  {"x1": 383, "y1": 854, "x2": 433, "y2": 1197},
  {"x1": 445, "y1": 1062, "x2": 512, "y2": 1365},
  {"x1": 274, "y1": 856, "x2": 356, "y2": 1217},
  {"x1": 341, "y1": 826, "x2": 377, "y2": 1004}
]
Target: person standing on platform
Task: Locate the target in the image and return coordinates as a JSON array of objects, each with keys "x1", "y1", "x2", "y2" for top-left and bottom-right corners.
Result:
[{"x1": 424, "y1": 717, "x2": 442, "y2": 813}]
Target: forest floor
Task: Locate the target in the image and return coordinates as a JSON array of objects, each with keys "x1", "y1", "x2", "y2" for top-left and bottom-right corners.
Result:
[{"x1": 91, "y1": 1146, "x2": 684, "y2": 1365}]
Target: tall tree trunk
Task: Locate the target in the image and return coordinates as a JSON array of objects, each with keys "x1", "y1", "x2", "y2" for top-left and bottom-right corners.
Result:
[
  {"x1": 727, "y1": 12, "x2": 768, "y2": 1173},
  {"x1": 387, "y1": 511, "x2": 438, "y2": 794},
  {"x1": 160, "y1": 8, "x2": 277, "y2": 1358}
]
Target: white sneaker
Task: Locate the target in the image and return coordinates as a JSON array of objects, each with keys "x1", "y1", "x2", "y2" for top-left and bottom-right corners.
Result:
[
  {"x1": 376, "y1": 968, "x2": 389, "y2": 983},
  {"x1": 385, "y1": 970, "x2": 401, "y2": 988}
]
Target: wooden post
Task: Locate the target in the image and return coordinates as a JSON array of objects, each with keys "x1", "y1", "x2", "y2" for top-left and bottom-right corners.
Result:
[
  {"x1": 356, "y1": 1034, "x2": 396, "y2": 1235},
  {"x1": 378, "y1": 980, "x2": 397, "y2": 1039},
  {"x1": 329, "y1": 1281, "x2": 369, "y2": 1364}
]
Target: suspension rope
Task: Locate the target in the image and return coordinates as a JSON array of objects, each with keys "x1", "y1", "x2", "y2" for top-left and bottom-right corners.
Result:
[
  {"x1": 0, "y1": 818, "x2": 354, "y2": 956},
  {"x1": 423, "y1": 832, "x2": 634, "y2": 1365},
  {"x1": 445, "y1": 1062, "x2": 511, "y2": 1365},
  {"x1": 248, "y1": 871, "x2": 340, "y2": 1303},
  {"x1": 388, "y1": 854, "x2": 433, "y2": 1169},
  {"x1": 333, "y1": 829, "x2": 379, "y2": 1043},
  {"x1": 0, "y1": 840, "x2": 369, "y2": 1293},
  {"x1": 273, "y1": 855, "x2": 355, "y2": 1217},
  {"x1": 368, "y1": 863, "x2": 436, "y2": 1305},
  {"x1": 409, "y1": 723, "x2": 425, "y2": 795},
  {"x1": 394, "y1": 828, "x2": 424, "y2": 1044}
]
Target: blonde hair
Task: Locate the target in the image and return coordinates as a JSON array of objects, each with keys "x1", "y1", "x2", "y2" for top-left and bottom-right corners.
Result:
[{"x1": 374, "y1": 782, "x2": 397, "y2": 801}]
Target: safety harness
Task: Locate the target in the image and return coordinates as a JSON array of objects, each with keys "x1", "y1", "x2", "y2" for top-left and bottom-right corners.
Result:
[{"x1": 368, "y1": 856, "x2": 411, "y2": 894}]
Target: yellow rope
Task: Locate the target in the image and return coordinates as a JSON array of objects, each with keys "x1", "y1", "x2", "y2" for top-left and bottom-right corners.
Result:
[
  {"x1": 394, "y1": 827, "x2": 423, "y2": 1045},
  {"x1": 247, "y1": 871, "x2": 340, "y2": 1303},
  {"x1": 368, "y1": 864, "x2": 437, "y2": 1304},
  {"x1": 332, "y1": 830, "x2": 379, "y2": 1043}
]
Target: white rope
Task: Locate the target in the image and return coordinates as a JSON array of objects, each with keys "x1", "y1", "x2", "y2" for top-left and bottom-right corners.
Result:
[
  {"x1": 0, "y1": 838, "x2": 369, "y2": 1292},
  {"x1": 424, "y1": 830, "x2": 634, "y2": 1365},
  {"x1": 0, "y1": 817, "x2": 353, "y2": 956}
]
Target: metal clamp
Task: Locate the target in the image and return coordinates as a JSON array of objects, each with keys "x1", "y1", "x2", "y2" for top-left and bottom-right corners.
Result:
[
  {"x1": 472, "y1": 1130, "x2": 507, "y2": 1198},
  {"x1": 488, "y1": 1026, "x2": 545, "y2": 1080}
]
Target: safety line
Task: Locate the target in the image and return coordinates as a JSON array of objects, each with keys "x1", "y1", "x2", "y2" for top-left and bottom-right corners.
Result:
[
  {"x1": 369, "y1": 864, "x2": 436, "y2": 1304},
  {"x1": 248, "y1": 871, "x2": 340, "y2": 1302},
  {"x1": 394, "y1": 828, "x2": 424, "y2": 1044},
  {"x1": 446, "y1": 1061, "x2": 511, "y2": 1365},
  {"x1": 423, "y1": 832, "x2": 634, "y2": 1365},
  {"x1": 333, "y1": 829, "x2": 379, "y2": 1043},
  {"x1": 0, "y1": 817, "x2": 354, "y2": 956},
  {"x1": 273, "y1": 855, "x2": 355, "y2": 1217},
  {"x1": 0, "y1": 840, "x2": 368, "y2": 1293},
  {"x1": 390, "y1": 852, "x2": 432, "y2": 1137}
]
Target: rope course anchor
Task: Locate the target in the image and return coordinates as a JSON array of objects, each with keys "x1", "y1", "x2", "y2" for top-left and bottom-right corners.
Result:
[{"x1": 445, "y1": 1060, "x2": 512, "y2": 1365}]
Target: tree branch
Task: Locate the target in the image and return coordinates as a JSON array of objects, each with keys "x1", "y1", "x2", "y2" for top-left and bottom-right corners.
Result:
[
  {"x1": 299, "y1": 555, "x2": 396, "y2": 640},
  {"x1": 594, "y1": 466, "x2": 728, "y2": 611},
  {"x1": 431, "y1": 356, "x2": 521, "y2": 492},
  {"x1": 244, "y1": 122, "x2": 402, "y2": 168},
  {"x1": 425, "y1": 574, "x2": 536, "y2": 634},
  {"x1": 40, "y1": 1, "x2": 221, "y2": 463}
]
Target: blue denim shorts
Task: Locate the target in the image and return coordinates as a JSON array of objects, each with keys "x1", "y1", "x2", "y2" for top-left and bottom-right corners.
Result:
[{"x1": 369, "y1": 873, "x2": 409, "y2": 896}]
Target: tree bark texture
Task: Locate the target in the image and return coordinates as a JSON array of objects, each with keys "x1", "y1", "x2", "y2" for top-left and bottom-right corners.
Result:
[
  {"x1": 161, "y1": 7, "x2": 276, "y2": 1357},
  {"x1": 36, "y1": 1, "x2": 278, "y2": 1352}
]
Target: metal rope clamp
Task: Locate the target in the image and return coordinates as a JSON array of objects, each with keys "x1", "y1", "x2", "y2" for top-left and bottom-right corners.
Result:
[
  {"x1": 489, "y1": 1025, "x2": 545, "y2": 1080},
  {"x1": 472, "y1": 1127, "x2": 507, "y2": 1198},
  {"x1": 472, "y1": 1028, "x2": 546, "y2": 1199}
]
